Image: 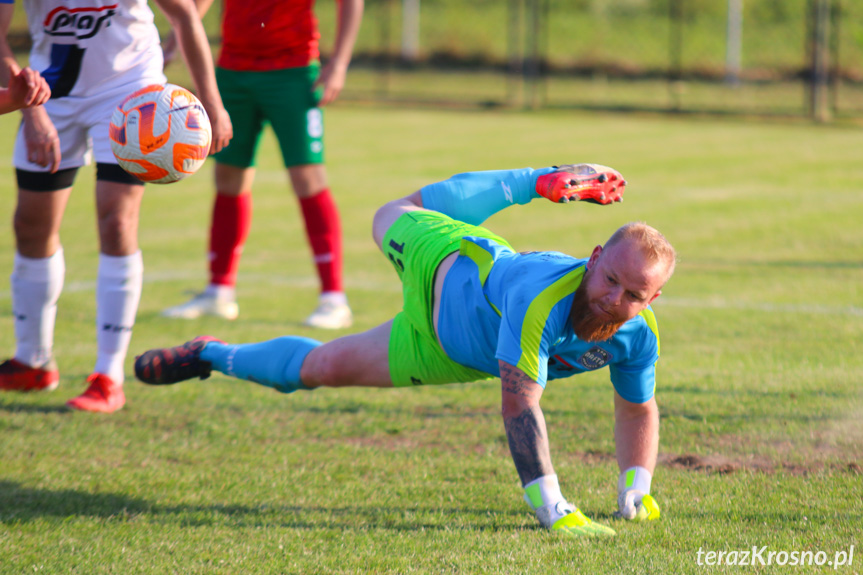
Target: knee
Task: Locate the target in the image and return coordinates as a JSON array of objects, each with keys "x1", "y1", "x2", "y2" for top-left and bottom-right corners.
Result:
[
  {"x1": 371, "y1": 203, "x2": 393, "y2": 248},
  {"x1": 289, "y1": 165, "x2": 327, "y2": 198},
  {"x1": 372, "y1": 191, "x2": 424, "y2": 248},
  {"x1": 98, "y1": 210, "x2": 138, "y2": 248}
]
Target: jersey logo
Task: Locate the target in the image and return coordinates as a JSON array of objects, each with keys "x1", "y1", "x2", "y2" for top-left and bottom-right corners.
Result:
[
  {"x1": 577, "y1": 346, "x2": 611, "y2": 370},
  {"x1": 501, "y1": 181, "x2": 513, "y2": 203},
  {"x1": 43, "y1": 5, "x2": 118, "y2": 40}
]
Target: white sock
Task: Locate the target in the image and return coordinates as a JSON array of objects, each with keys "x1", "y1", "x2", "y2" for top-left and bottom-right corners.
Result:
[
  {"x1": 319, "y1": 291, "x2": 348, "y2": 306},
  {"x1": 12, "y1": 249, "x2": 65, "y2": 367},
  {"x1": 205, "y1": 283, "x2": 235, "y2": 301},
  {"x1": 94, "y1": 252, "x2": 143, "y2": 385}
]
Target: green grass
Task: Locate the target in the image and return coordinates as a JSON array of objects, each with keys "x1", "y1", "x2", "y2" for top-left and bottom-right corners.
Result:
[{"x1": 1, "y1": 105, "x2": 862, "y2": 574}]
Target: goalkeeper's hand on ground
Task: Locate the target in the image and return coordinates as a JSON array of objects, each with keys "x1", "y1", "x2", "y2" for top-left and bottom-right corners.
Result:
[
  {"x1": 535, "y1": 164, "x2": 626, "y2": 205},
  {"x1": 614, "y1": 466, "x2": 660, "y2": 521},
  {"x1": 524, "y1": 475, "x2": 616, "y2": 537},
  {"x1": 615, "y1": 490, "x2": 661, "y2": 521}
]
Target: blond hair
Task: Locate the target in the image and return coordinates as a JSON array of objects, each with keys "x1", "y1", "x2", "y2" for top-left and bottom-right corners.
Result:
[{"x1": 604, "y1": 222, "x2": 677, "y2": 284}]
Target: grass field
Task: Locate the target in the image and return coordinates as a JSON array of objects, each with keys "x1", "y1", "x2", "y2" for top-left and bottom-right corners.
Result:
[{"x1": 0, "y1": 103, "x2": 862, "y2": 573}]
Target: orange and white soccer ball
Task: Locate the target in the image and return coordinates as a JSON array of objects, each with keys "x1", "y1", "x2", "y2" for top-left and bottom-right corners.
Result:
[{"x1": 109, "y1": 83, "x2": 212, "y2": 184}]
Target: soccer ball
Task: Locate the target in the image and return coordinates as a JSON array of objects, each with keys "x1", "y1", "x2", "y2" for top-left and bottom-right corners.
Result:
[{"x1": 109, "y1": 83, "x2": 212, "y2": 184}]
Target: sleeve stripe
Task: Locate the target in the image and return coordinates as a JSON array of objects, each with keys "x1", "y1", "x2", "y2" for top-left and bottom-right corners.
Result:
[
  {"x1": 459, "y1": 238, "x2": 495, "y2": 285},
  {"x1": 638, "y1": 307, "x2": 660, "y2": 356},
  {"x1": 516, "y1": 267, "x2": 585, "y2": 380},
  {"x1": 459, "y1": 238, "x2": 503, "y2": 316}
]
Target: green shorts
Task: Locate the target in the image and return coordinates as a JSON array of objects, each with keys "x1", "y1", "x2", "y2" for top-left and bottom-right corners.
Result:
[
  {"x1": 383, "y1": 211, "x2": 511, "y2": 388},
  {"x1": 214, "y1": 65, "x2": 324, "y2": 168}
]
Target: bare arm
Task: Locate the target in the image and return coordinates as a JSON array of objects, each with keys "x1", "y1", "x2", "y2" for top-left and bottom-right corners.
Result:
[
  {"x1": 500, "y1": 360, "x2": 621, "y2": 533},
  {"x1": 153, "y1": 0, "x2": 232, "y2": 153},
  {"x1": 0, "y1": 68, "x2": 51, "y2": 114},
  {"x1": 160, "y1": 0, "x2": 216, "y2": 65},
  {"x1": 190, "y1": 0, "x2": 216, "y2": 18},
  {"x1": 499, "y1": 360, "x2": 554, "y2": 485},
  {"x1": 0, "y1": 5, "x2": 21, "y2": 114},
  {"x1": 613, "y1": 391, "x2": 659, "y2": 473},
  {"x1": 315, "y1": 0, "x2": 364, "y2": 105},
  {"x1": 1, "y1": 5, "x2": 60, "y2": 169},
  {"x1": 0, "y1": 4, "x2": 19, "y2": 85}
]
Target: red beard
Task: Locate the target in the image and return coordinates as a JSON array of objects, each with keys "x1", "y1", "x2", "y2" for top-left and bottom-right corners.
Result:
[{"x1": 570, "y1": 272, "x2": 626, "y2": 342}]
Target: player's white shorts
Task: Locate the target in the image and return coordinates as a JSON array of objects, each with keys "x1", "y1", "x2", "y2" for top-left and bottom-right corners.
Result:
[{"x1": 13, "y1": 78, "x2": 163, "y2": 173}]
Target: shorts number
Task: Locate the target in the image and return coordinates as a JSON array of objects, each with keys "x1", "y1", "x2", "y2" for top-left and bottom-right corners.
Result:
[
  {"x1": 307, "y1": 109, "x2": 323, "y2": 138},
  {"x1": 387, "y1": 239, "x2": 405, "y2": 272}
]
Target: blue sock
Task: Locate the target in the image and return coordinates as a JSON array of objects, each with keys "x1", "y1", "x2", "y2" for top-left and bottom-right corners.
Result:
[
  {"x1": 420, "y1": 167, "x2": 555, "y2": 225},
  {"x1": 200, "y1": 337, "x2": 322, "y2": 394}
]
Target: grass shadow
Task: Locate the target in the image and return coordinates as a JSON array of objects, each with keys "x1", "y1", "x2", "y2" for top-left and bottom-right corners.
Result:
[
  {"x1": 155, "y1": 503, "x2": 535, "y2": 532},
  {"x1": 0, "y1": 480, "x2": 549, "y2": 533},
  {"x1": 0, "y1": 402, "x2": 73, "y2": 415},
  {"x1": 0, "y1": 480, "x2": 152, "y2": 521}
]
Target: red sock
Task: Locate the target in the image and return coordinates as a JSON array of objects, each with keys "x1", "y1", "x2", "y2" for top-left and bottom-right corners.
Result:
[
  {"x1": 209, "y1": 192, "x2": 252, "y2": 287},
  {"x1": 299, "y1": 189, "x2": 343, "y2": 293}
]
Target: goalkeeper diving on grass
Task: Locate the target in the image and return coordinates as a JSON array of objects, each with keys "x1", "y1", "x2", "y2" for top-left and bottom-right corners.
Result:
[{"x1": 135, "y1": 163, "x2": 675, "y2": 537}]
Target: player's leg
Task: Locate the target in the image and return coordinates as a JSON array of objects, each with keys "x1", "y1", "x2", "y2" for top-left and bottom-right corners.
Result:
[
  {"x1": 376, "y1": 164, "x2": 626, "y2": 230},
  {"x1": 13, "y1": 184, "x2": 72, "y2": 258},
  {"x1": 191, "y1": 312, "x2": 483, "y2": 390},
  {"x1": 66, "y1": 171, "x2": 145, "y2": 412},
  {"x1": 202, "y1": 321, "x2": 391, "y2": 390},
  {"x1": 266, "y1": 65, "x2": 351, "y2": 330},
  {"x1": 135, "y1": 208, "x2": 490, "y2": 392},
  {"x1": 370, "y1": 166, "x2": 550, "y2": 251},
  {"x1": 0, "y1": 176, "x2": 73, "y2": 393},
  {"x1": 1, "y1": 94, "x2": 92, "y2": 393},
  {"x1": 288, "y1": 163, "x2": 351, "y2": 329},
  {"x1": 162, "y1": 162, "x2": 253, "y2": 320},
  {"x1": 371, "y1": 190, "x2": 426, "y2": 252},
  {"x1": 162, "y1": 66, "x2": 262, "y2": 320},
  {"x1": 300, "y1": 321, "x2": 391, "y2": 387},
  {"x1": 135, "y1": 321, "x2": 392, "y2": 390},
  {"x1": 209, "y1": 162, "x2": 254, "y2": 303},
  {"x1": 415, "y1": 167, "x2": 554, "y2": 226}
]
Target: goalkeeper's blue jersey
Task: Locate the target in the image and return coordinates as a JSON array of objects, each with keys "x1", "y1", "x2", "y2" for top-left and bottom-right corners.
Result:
[{"x1": 436, "y1": 236, "x2": 661, "y2": 404}]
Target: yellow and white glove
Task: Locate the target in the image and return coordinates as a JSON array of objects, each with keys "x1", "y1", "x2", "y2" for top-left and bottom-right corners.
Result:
[
  {"x1": 615, "y1": 466, "x2": 661, "y2": 521},
  {"x1": 524, "y1": 474, "x2": 616, "y2": 537}
]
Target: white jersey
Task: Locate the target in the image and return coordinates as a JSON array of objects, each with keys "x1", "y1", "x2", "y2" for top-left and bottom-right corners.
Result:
[{"x1": 22, "y1": 0, "x2": 166, "y2": 99}]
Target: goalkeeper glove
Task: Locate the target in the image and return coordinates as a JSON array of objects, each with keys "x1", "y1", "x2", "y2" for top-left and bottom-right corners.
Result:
[
  {"x1": 524, "y1": 474, "x2": 616, "y2": 537},
  {"x1": 615, "y1": 466, "x2": 661, "y2": 521},
  {"x1": 535, "y1": 164, "x2": 626, "y2": 205}
]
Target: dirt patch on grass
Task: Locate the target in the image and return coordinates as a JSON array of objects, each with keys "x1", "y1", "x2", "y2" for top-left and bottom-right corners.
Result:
[
  {"x1": 314, "y1": 431, "x2": 861, "y2": 477},
  {"x1": 658, "y1": 453, "x2": 861, "y2": 476},
  {"x1": 662, "y1": 454, "x2": 749, "y2": 475}
]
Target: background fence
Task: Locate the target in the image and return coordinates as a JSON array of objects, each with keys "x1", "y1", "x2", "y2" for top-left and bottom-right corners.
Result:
[
  {"x1": 319, "y1": 0, "x2": 863, "y2": 120},
  {"x1": 6, "y1": 0, "x2": 863, "y2": 120}
]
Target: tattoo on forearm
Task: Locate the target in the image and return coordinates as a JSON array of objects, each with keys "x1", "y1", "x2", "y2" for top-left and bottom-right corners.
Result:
[{"x1": 505, "y1": 406, "x2": 553, "y2": 485}]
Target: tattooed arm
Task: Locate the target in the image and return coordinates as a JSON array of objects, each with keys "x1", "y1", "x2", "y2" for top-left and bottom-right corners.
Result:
[
  {"x1": 499, "y1": 360, "x2": 553, "y2": 485},
  {"x1": 500, "y1": 360, "x2": 619, "y2": 534}
]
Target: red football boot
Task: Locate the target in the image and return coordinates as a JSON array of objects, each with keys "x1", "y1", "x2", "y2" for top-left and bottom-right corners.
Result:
[
  {"x1": 0, "y1": 358, "x2": 59, "y2": 392},
  {"x1": 536, "y1": 164, "x2": 626, "y2": 205},
  {"x1": 66, "y1": 373, "x2": 125, "y2": 413}
]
